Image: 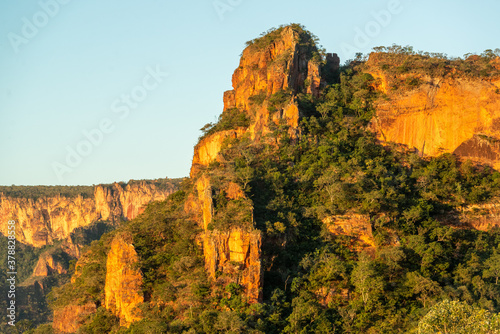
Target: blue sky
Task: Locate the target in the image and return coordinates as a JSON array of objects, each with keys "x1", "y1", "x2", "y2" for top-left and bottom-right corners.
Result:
[{"x1": 0, "y1": 0, "x2": 498, "y2": 185}]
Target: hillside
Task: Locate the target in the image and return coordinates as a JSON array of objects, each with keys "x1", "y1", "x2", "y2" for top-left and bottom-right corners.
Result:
[{"x1": 19, "y1": 25, "x2": 500, "y2": 334}]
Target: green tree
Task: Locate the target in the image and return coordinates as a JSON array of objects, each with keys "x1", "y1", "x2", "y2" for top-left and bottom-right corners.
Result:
[
  {"x1": 483, "y1": 251, "x2": 500, "y2": 285},
  {"x1": 351, "y1": 253, "x2": 384, "y2": 306},
  {"x1": 406, "y1": 272, "x2": 442, "y2": 308},
  {"x1": 417, "y1": 299, "x2": 500, "y2": 334}
]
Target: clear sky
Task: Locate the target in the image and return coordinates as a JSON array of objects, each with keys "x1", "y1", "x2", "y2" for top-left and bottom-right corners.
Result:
[{"x1": 0, "y1": 0, "x2": 498, "y2": 185}]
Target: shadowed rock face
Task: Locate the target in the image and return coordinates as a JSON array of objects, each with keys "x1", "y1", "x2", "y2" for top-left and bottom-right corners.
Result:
[
  {"x1": 0, "y1": 180, "x2": 178, "y2": 248},
  {"x1": 32, "y1": 252, "x2": 68, "y2": 277},
  {"x1": 323, "y1": 214, "x2": 375, "y2": 249},
  {"x1": 453, "y1": 134, "x2": 500, "y2": 164},
  {"x1": 366, "y1": 53, "x2": 500, "y2": 168}
]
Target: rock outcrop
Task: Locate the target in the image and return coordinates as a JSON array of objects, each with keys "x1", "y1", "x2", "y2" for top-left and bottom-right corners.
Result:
[
  {"x1": 186, "y1": 175, "x2": 263, "y2": 302},
  {"x1": 191, "y1": 25, "x2": 339, "y2": 176},
  {"x1": 202, "y1": 229, "x2": 263, "y2": 303},
  {"x1": 191, "y1": 129, "x2": 246, "y2": 177},
  {"x1": 105, "y1": 232, "x2": 144, "y2": 327},
  {"x1": 323, "y1": 214, "x2": 375, "y2": 248},
  {"x1": 455, "y1": 202, "x2": 500, "y2": 231},
  {"x1": 366, "y1": 53, "x2": 500, "y2": 168},
  {"x1": 0, "y1": 180, "x2": 179, "y2": 248}
]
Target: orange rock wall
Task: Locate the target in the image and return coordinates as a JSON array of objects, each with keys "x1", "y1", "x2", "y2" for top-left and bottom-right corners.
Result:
[
  {"x1": 190, "y1": 176, "x2": 262, "y2": 302},
  {"x1": 0, "y1": 181, "x2": 176, "y2": 248},
  {"x1": 367, "y1": 55, "x2": 500, "y2": 168},
  {"x1": 191, "y1": 129, "x2": 246, "y2": 177}
]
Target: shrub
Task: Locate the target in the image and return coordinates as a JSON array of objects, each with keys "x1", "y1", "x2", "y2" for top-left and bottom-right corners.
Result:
[{"x1": 199, "y1": 108, "x2": 250, "y2": 140}]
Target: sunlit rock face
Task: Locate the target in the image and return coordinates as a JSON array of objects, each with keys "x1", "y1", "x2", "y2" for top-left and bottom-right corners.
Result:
[{"x1": 366, "y1": 53, "x2": 500, "y2": 168}]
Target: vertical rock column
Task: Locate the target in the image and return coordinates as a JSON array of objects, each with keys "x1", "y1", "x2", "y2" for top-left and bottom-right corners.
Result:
[{"x1": 105, "y1": 232, "x2": 144, "y2": 327}]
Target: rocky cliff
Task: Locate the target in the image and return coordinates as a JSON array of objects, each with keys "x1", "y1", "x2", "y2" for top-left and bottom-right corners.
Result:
[
  {"x1": 366, "y1": 53, "x2": 500, "y2": 168},
  {"x1": 323, "y1": 214, "x2": 375, "y2": 250},
  {"x1": 0, "y1": 179, "x2": 179, "y2": 248},
  {"x1": 188, "y1": 25, "x2": 339, "y2": 303}
]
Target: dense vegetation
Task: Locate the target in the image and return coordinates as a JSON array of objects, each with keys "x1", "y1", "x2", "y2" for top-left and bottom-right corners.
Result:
[
  {"x1": 0, "y1": 185, "x2": 95, "y2": 200},
  {"x1": 115, "y1": 178, "x2": 184, "y2": 193},
  {"x1": 24, "y1": 31, "x2": 500, "y2": 333}
]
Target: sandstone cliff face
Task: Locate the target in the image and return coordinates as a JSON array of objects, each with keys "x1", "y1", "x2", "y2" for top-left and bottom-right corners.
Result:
[
  {"x1": 191, "y1": 137, "x2": 262, "y2": 299},
  {"x1": 228, "y1": 27, "x2": 319, "y2": 108},
  {"x1": 191, "y1": 129, "x2": 246, "y2": 177},
  {"x1": 323, "y1": 214, "x2": 375, "y2": 249},
  {"x1": 187, "y1": 176, "x2": 263, "y2": 302},
  {"x1": 0, "y1": 195, "x2": 96, "y2": 248},
  {"x1": 188, "y1": 26, "x2": 339, "y2": 303},
  {"x1": 105, "y1": 232, "x2": 144, "y2": 327},
  {"x1": 0, "y1": 180, "x2": 178, "y2": 248},
  {"x1": 366, "y1": 53, "x2": 500, "y2": 168},
  {"x1": 455, "y1": 202, "x2": 500, "y2": 231}
]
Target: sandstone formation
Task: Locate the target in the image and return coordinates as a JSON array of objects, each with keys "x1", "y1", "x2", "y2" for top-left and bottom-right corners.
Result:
[
  {"x1": 454, "y1": 202, "x2": 500, "y2": 231},
  {"x1": 202, "y1": 229, "x2": 263, "y2": 303},
  {"x1": 188, "y1": 25, "x2": 339, "y2": 303},
  {"x1": 191, "y1": 129, "x2": 246, "y2": 177},
  {"x1": 0, "y1": 180, "x2": 178, "y2": 248},
  {"x1": 191, "y1": 25, "x2": 339, "y2": 176},
  {"x1": 366, "y1": 53, "x2": 500, "y2": 168},
  {"x1": 105, "y1": 232, "x2": 144, "y2": 327}
]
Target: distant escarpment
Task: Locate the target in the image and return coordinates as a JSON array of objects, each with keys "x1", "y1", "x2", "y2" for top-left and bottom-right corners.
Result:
[
  {"x1": 0, "y1": 179, "x2": 181, "y2": 248},
  {"x1": 0, "y1": 179, "x2": 180, "y2": 329}
]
